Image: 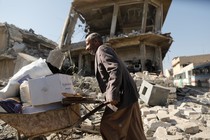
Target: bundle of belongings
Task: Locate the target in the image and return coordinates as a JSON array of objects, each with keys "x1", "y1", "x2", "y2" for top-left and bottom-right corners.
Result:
[
  {"x1": 0, "y1": 98, "x2": 22, "y2": 113},
  {"x1": 0, "y1": 49, "x2": 75, "y2": 114}
]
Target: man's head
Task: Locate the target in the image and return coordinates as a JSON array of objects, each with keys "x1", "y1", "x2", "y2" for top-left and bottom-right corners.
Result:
[{"x1": 85, "y1": 32, "x2": 103, "y2": 55}]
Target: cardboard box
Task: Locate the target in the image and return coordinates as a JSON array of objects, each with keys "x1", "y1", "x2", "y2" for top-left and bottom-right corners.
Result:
[{"x1": 28, "y1": 74, "x2": 75, "y2": 106}]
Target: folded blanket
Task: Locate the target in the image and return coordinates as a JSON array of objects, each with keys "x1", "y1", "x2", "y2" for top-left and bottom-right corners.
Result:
[{"x1": 0, "y1": 99, "x2": 22, "y2": 113}]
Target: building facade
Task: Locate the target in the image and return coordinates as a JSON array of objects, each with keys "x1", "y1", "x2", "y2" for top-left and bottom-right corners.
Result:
[
  {"x1": 172, "y1": 54, "x2": 210, "y2": 76},
  {"x1": 60, "y1": 0, "x2": 173, "y2": 76},
  {"x1": 172, "y1": 54, "x2": 210, "y2": 87}
]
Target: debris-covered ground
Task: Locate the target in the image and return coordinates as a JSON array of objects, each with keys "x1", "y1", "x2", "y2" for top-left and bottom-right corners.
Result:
[{"x1": 0, "y1": 72, "x2": 210, "y2": 140}]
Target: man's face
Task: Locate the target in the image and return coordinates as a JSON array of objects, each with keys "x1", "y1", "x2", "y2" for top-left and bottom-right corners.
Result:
[{"x1": 86, "y1": 38, "x2": 97, "y2": 55}]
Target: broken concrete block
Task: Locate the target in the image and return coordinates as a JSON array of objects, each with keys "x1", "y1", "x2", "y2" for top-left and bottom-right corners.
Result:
[
  {"x1": 193, "y1": 105, "x2": 208, "y2": 114},
  {"x1": 178, "y1": 102, "x2": 188, "y2": 109},
  {"x1": 167, "y1": 87, "x2": 177, "y2": 102},
  {"x1": 197, "y1": 95, "x2": 205, "y2": 98},
  {"x1": 165, "y1": 134, "x2": 184, "y2": 140},
  {"x1": 12, "y1": 42, "x2": 25, "y2": 53},
  {"x1": 144, "y1": 127, "x2": 153, "y2": 137},
  {"x1": 184, "y1": 108, "x2": 198, "y2": 116},
  {"x1": 168, "y1": 105, "x2": 177, "y2": 111},
  {"x1": 133, "y1": 76, "x2": 142, "y2": 86},
  {"x1": 46, "y1": 49, "x2": 65, "y2": 69},
  {"x1": 199, "y1": 98, "x2": 210, "y2": 105},
  {"x1": 169, "y1": 116, "x2": 189, "y2": 124},
  {"x1": 206, "y1": 120, "x2": 210, "y2": 127},
  {"x1": 188, "y1": 114, "x2": 201, "y2": 121},
  {"x1": 190, "y1": 129, "x2": 210, "y2": 140},
  {"x1": 144, "y1": 118, "x2": 158, "y2": 128},
  {"x1": 149, "y1": 106, "x2": 163, "y2": 113},
  {"x1": 148, "y1": 121, "x2": 171, "y2": 132},
  {"x1": 146, "y1": 114, "x2": 157, "y2": 121},
  {"x1": 153, "y1": 127, "x2": 167, "y2": 139},
  {"x1": 139, "y1": 80, "x2": 170, "y2": 106},
  {"x1": 167, "y1": 126, "x2": 178, "y2": 135},
  {"x1": 157, "y1": 110, "x2": 170, "y2": 122},
  {"x1": 204, "y1": 92, "x2": 210, "y2": 98},
  {"x1": 141, "y1": 107, "x2": 150, "y2": 117},
  {"x1": 176, "y1": 122, "x2": 199, "y2": 134},
  {"x1": 169, "y1": 109, "x2": 182, "y2": 117}
]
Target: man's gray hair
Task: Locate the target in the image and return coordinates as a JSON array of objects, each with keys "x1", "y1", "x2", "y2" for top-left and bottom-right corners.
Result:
[{"x1": 86, "y1": 32, "x2": 102, "y2": 42}]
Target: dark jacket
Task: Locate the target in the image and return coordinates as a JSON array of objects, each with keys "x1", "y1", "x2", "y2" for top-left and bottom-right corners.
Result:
[{"x1": 95, "y1": 43, "x2": 139, "y2": 109}]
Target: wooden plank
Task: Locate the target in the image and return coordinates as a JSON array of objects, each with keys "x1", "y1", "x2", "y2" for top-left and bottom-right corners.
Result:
[{"x1": 62, "y1": 97, "x2": 101, "y2": 105}]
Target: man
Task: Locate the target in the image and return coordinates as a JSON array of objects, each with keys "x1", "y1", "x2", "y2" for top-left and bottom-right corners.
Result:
[{"x1": 85, "y1": 32, "x2": 146, "y2": 140}]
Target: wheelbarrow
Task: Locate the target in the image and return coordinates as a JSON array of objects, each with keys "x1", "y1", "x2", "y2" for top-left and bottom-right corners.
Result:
[{"x1": 0, "y1": 96, "x2": 107, "y2": 140}]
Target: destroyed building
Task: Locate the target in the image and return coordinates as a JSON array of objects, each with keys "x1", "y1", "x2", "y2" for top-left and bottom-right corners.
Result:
[
  {"x1": 172, "y1": 54, "x2": 210, "y2": 76},
  {"x1": 0, "y1": 23, "x2": 57, "y2": 80},
  {"x1": 172, "y1": 54, "x2": 210, "y2": 88},
  {"x1": 60, "y1": 0, "x2": 173, "y2": 76}
]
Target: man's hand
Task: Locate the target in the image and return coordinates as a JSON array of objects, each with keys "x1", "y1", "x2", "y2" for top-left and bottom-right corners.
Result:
[
  {"x1": 110, "y1": 100, "x2": 118, "y2": 105},
  {"x1": 104, "y1": 100, "x2": 118, "y2": 105},
  {"x1": 104, "y1": 92, "x2": 119, "y2": 112},
  {"x1": 105, "y1": 93, "x2": 119, "y2": 105}
]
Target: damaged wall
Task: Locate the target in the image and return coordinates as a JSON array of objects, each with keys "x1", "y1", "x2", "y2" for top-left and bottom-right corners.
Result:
[
  {"x1": 0, "y1": 23, "x2": 8, "y2": 52},
  {"x1": 0, "y1": 59, "x2": 15, "y2": 80},
  {"x1": 64, "y1": 0, "x2": 173, "y2": 76},
  {"x1": 0, "y1": 23, "x2": 57, "y2": 80}
]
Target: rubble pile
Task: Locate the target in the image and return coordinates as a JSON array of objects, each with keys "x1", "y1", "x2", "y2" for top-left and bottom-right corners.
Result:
[
  {"x1": 141, "y1": 93, "x2": 210, "y2": 139},
  {"x1": 0, "y1": 120, "x2": 17, "y2": 139},
  {"x1": 69, "y1": 73, "x2": 210, "y2": 139},
  {"x1": 0, "y1": 23, "x2": 57, "y2": 60},
  {"x1": 0, "y1": 72, "x2": 210, "y2": 140}
]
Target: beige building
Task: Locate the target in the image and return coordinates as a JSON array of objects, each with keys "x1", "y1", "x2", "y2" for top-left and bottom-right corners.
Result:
[
  {"x1": 172, "y1": 54, "x2": 210, "y2": 76},
  {"x1": 60, "y1": 0, "x2": 173, "y2": 76}
]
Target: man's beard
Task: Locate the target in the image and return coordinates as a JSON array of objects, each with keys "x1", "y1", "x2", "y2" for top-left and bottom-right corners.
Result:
[{"x1": 89, "y1": 50, "x2": 96, "y2": 55}]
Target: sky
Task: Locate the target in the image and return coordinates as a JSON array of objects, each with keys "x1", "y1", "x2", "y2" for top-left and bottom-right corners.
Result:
[{"x1": 0, "y1": 0, "x2": 210, "y2": 71}]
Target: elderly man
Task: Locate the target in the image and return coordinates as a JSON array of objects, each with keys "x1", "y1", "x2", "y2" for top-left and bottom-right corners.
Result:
[{"x1": 85, "y1": 32, "x2": 146, "y2": 140}]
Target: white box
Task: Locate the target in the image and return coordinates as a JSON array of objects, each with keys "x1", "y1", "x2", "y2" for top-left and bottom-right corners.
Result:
[{"x1": 28, "y1": 74, "x2": 75, "y2": 106}]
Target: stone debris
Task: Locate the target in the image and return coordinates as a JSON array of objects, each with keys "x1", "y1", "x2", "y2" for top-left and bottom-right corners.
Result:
[{"x1": 0, "y1": 72, "x2": 210, "y2": 140}]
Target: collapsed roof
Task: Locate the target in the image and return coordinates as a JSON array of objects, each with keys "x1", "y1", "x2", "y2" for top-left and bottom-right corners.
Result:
[
  {"x1": 67, "y1": 0, "x2": 173, "y2": 59},
  {"x1": 72, "y1": 0, "x2": 171, "y2": 34}
]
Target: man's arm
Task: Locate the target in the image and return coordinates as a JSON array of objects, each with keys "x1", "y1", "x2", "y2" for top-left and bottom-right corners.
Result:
[{"x1": 98, "y1": 46, "x2": 122, "y2": 104}]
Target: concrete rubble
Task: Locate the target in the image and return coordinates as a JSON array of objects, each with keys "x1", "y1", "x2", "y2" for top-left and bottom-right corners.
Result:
[
  {"x1": 70, "y1": 73, "x2": 210, "y2": 140},
  {"x1": 1, "y1": 72, "x2": 210, "y2": 140}
]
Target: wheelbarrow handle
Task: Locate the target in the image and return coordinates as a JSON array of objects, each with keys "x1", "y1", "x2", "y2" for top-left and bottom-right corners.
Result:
[
  {"x1": 71, "y1": 102, "x2": 108, "y2": 127},
  {"x1": 80, "y1": 102, "x2": 108, "y2": 122}
]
